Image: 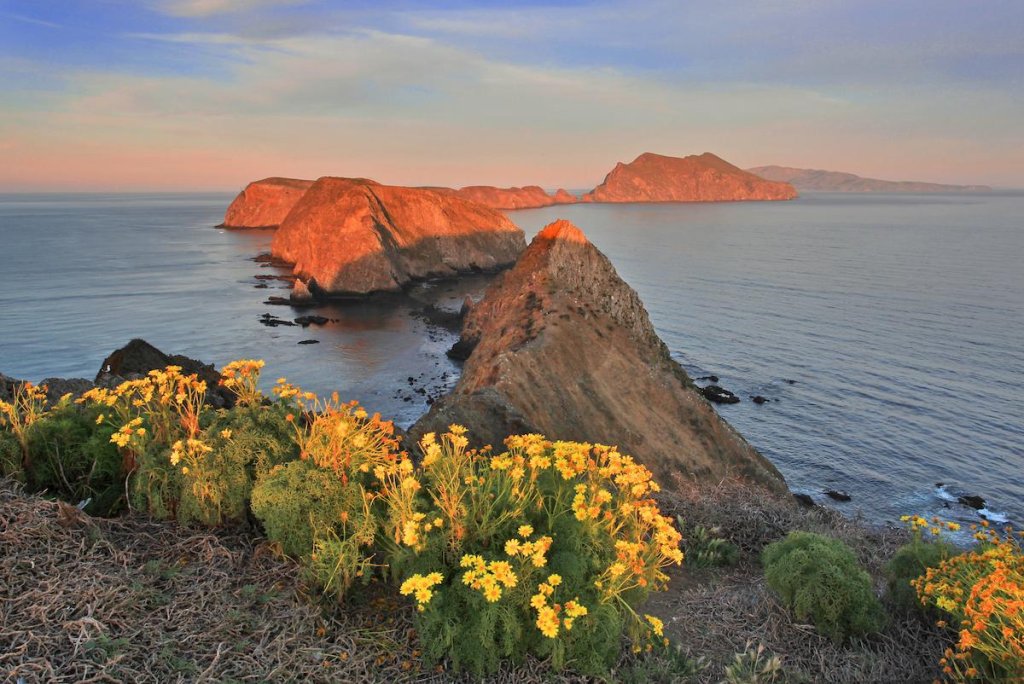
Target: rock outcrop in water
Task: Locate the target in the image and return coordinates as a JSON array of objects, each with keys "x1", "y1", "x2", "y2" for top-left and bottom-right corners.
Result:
[
  {"x1": 220, "y1": 177, "x2": 316, "y2": 228},
  {"x1": 448, "y1": 185, "x2": 577, "y2": 210},
  {"x1": 582, "y1": 152, "x2": 797, "y2": 203},
  {"x1": 746, "y1": 165, "x2": 992, "y2": 193},
  {"x1": 410, "y1": 219, "x2": 787, "y2": 492},
  {"x1": 271, "y1": 178, "x2": 526, "y2": 296}
]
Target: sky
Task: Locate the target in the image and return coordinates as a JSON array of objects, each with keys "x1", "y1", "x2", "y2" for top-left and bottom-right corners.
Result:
[{"x1": 1, "y1": 0, "x2": 1022, "y2": 191}]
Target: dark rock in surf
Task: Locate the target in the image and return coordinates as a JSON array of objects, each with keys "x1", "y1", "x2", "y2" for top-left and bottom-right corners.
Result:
[
  {"x1": 824, "y1": 489, "x2": 852, "y2": 502},
  {"x1": 958, "y1": 494, "x2": 986, "y2": 510},
  {"x1": 294, "y1": 315, "x2": 330, "y2": 327},
  {"x1": 701, "y1": 385, "x2": 740, "y2": 404}
]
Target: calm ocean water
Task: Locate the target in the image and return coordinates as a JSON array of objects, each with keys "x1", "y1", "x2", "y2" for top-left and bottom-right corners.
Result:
[{"x1": 1, "y1": 192, "x2": 1021, "y2": 528}]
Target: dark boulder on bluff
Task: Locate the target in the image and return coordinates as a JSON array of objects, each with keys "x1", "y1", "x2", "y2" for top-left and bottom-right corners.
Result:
[
  {"x1": 410, "y1": 219, "x2": 787, "y2": 493},
  {"x1": 96, "y1": 339, "x2": 231, "y2": 406},
  {"x1": 271, "y1": 178, "x2": 527, "y2": 296},
  {"x1": 220, "y1": 177, "x2": 317, "y2": 229}
]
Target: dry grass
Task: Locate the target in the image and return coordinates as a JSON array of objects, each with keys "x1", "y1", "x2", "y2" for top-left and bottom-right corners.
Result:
[
  {"x1": 647, "y1": 478, "x2": 949, "y2": 683},
  {"x1": 2, "y1": 477, "x2": 952, "y2": 683}
]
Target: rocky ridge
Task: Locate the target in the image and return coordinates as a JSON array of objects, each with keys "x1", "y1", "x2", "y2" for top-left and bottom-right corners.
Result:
[{"x1": 410, "y1": 219, "x2": 787, "y2": 492}]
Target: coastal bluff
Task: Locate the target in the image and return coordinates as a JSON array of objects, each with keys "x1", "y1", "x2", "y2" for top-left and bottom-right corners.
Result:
[
  {"x1": 220, "y1": 177, "x2": 316, "y2": 228},
  {"x1": 445, "y1": 185, "x2": 577, "y2": 210},
  {"x1": 410, "y1": 219, "x2": 787, "y2": 492},
  {"x1": 582, "y1": 152, "x2": 797, "y2": 203},
  {"x1": 270, "y1": 178, "x2": 526, "y2": 296}
]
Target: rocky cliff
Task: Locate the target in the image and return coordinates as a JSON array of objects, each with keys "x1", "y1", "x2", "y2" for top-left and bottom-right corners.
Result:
[
  {"x1": 410, "y1": 219, "x2": 787, "y2": 492},
  {"x1": 747, "y1": 165, "x2": 992, "y2": 193},
  {"x1": 270, "y1": 178, "x2": 526, "y2": 296},
  {"x1": 582, "y1": 152, "x2": 797, "y2": 203},
  {"x1": 220, "y1": 177, "x2": 316, "y2": 228},
  {"x1": 452, "y1": 185, "x2": 577, "y2": 210}
]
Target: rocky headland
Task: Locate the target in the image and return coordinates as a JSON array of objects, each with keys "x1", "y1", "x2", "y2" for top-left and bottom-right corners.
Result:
[
  {"x1": 582, "y1": 152, "x2": 798, "y2": 203},
  {"x1": 220, "y1": 177, "x2": 317, "y2": 229},
  {"x1": 446, "y1": 185, "x2": 577, "y2": 210},
  {"x1": 747, "y1": 165, "x2": 992, "y2": 193},
  {"x1": 410, "y1": 219, "x2": 787, "y2": 492},
  {"x1": 270, "y1": 178, "x2": 526, "y2": 297}
]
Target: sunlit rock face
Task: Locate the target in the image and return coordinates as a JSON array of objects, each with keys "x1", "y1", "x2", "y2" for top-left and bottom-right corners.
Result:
[
  {"x1": 582, "y1": 152, "x2": 797, "y2": 203},
  {"x1": 411, "y1": 219, "x2": 787, "y2": 493},
  {"x1": 220, "y1": 177, "x2": 317, "y2": 228},
  {"x1": 270, "y1": 177, "x2": 526, "y2": 296},
  {"x1": 449, "y1": 185, "x2": 577, "y2": 210}
]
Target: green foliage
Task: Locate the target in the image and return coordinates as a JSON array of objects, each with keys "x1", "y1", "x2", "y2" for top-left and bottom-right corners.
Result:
[
  {"x1": 23, "y1": 403, "x2": 125, "y2": 515},
  {"x1": 131, "y1": 441, "x2": 182, "y2": 520},
  {"x1": 762, "y1": 531, "x2": 885, "y2": 643},
  {"x1": 722, "y1": 641, "x2": 785, "y2": 684},
  {"x1": 0, "y1": 430, "x2": 23, "y2": 481},
  {"x1": 176, "y1": 405, "x2": 297, "y2": 527},
  {"x1": 885, "y1": 537, "x2": 957, "y2": 614},
  {"x1": 678, "y1": 516, "x2": 739, "y2": 568},
  {"x1": 251, "y1": 459, "x2": 368, "y2": 557}
]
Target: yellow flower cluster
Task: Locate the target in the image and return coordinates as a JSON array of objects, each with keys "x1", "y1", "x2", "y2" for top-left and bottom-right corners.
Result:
[
  {"x1": 504, "y1": 531, "x2": 554, "y2": 568},
  {"x1": 900, "y1": 514, "x2": 961, "y2": 536},
  {"x1": 645, "y1": 614, "x2": 664, "y2": 637},
  {"x1": 530, "y1": 574, "x2": 588, "y2": 638},
  {"x1": 0, "y1": 381, "x2": 50, "y2": 453},
  {"x1": 169, "y1": 437, "x2": 213, "y2": 474},
  {"x1": 461, "y1": 555, "x2": 518, "y2": 602},
  {"x1": 400, "y1": 572, "x2": 444, "y2": 611},
  {"x1": 910, "y1": 516, "x2": 1024, "y2": 678},
  {"x1": 79, "y1": 365, "x2": 208, "y2": 448},
  {"x1": 571, "y1": 482, "x2": 613, "y2": 521},
  {"x1": 219, "y1": 359, "x2": 265, "y2": 406},
  {"x1": 111, "y1": 417, "x2": 146, "y2": 448}
]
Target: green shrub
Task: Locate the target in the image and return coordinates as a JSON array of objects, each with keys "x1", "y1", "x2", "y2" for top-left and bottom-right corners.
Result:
[
  {"x1": 886, "y1": 537, "x2": 957, "y2": 614},
  {"x1": 250, "y1": 459, "x2": 374, "y2": 560},
  {"x1": 23, "y1": 404, "x2": 125, "y2": 515},
  {"x1": 762, "y1": 531, "x2": 885, "y2": 642},
  {"x1": 0, "y1": 430, "x2": 22, "y2": 481},
  {"x1": 678, "y1": 517, "x2": 739, "y2": 568},
  {"x1": 176, "y1": 405, "x2": 297, "y2": 527}
]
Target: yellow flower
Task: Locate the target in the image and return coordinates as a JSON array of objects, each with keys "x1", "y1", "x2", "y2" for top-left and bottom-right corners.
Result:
[
  {"x1": 645, "y1": 614, "x2": 664, "y2": 637},
  {"x1": 220, "y1": 429, "x2": 232, "y2": 439},
  {"x1": 536, "y1": 606, "x2": 559, "y2": 638},
  {"x1": 518, "y1": 524, "x2": 534, "y2": 538}
]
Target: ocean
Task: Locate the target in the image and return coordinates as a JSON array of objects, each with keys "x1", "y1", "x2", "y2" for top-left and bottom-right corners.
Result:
[{"x1": 1, "y1": 191, "x2": 1021, "y2": 530}]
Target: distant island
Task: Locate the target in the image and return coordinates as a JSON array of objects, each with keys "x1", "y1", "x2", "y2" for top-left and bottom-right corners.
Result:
[
  {"x1": 747, "y1": 165, "x2": 991, "y2": 193},
  {"x1": 220, "y1": 151, "x2": 798, "y2": 229},
  {"x1": 584, "y1": 152, "x2": 797, "y2": 203}
]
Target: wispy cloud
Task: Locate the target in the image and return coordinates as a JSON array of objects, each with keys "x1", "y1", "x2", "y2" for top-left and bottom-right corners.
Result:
[
  {"x1": 2, "y1": 11, "x2": 62, "y2": 29},
  {"x1": 1, "y1": 0, "x2": 1022, "y2": 189}
]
